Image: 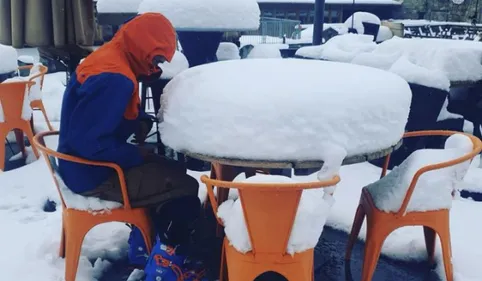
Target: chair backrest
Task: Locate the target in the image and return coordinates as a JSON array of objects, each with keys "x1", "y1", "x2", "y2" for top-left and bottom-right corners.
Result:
[
  {"x1": 0, "y1": 81, "x2": 35, "y2": 123},
  {"x1": 29, "y1": 64, "x2": 48, "y2": 90},
  {"x1": 201, "y1": 174, "x2": 340, "y2": 257},
  {"x1": 380, "y1": 130, "x2": 482, "y2": 216},
  {"x1": 32, "y1": 130, "x2": 132, "y2": 210},
  {"x1": 32, "y1": 130, "x2": 67, "y2": 209}
]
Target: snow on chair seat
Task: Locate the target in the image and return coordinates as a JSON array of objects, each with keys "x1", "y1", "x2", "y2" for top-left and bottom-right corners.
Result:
[
  {"x1": 345, "y1": 130, "x2": 482, "y2": 281},
  {"x1": 53, "y1": 173, "x2": 122, "y2": 212},
  {"x1": 366, "y1": 133, "x2": 474, "y2": 213},
  {"x1": 218, "y1": 174, "x2": 335, "y2": 255}
]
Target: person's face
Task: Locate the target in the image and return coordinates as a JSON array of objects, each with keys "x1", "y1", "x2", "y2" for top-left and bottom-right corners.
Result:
[{"x1": 137, "y1": 55, "x2": 167, "y2": 83}]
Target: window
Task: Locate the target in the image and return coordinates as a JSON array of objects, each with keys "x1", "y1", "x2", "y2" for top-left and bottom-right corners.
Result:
[
  {"x1": 324, "y1": 10, "x2": 330, "y2": 23},
  {"x1": 331, "y1": 9, "x2": 340, "y2": 23},
  {"x1": 287, "y1": 11, "x2": 298, "y2": 20},
  {"x1": 299, "y1": 10, "x2": 308, "y2": 23},
  {"x1": 309, "y1": 10, "x2": 315, "y2": 24},
  {"x1": 262, "y1": 10, "x2": 274, "y2": 18}
]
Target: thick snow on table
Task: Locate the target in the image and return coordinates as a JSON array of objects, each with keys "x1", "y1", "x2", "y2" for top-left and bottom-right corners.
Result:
[
  {"x1": 138, "y1": 0, "x2": 260, "y2": 31},
  {"x1": 160, "y1": 59, "x2": 412, "y2": 161},
  {"x1": 96, "y1": 0, "x2": 142, "y2": 13},
  {"x1": 159, "y1": 51, "x2": 189, "y2": 79},
  {"x1": 0, "y1": 44, "x2": 18, "y2": 74},
  {"x1": 297, "y1": 35, "x2": 482, "y2": 88}
]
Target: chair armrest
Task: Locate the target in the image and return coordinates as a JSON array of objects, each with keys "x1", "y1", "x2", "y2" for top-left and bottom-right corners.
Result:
[{"x1": 33, "y1": 132, "x2": 133, "y2": 209}]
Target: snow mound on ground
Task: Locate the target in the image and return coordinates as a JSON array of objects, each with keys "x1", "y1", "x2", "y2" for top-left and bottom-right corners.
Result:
[
  {"x1": 247, "y1": 44, "x2": 282, "y2": 59},
  {"x1": 217, "y1": 42, "x2": 240, "y2": 61}
]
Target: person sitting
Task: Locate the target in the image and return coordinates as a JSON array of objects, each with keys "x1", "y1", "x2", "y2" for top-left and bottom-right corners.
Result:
[{"x1": 57, "y1": 12, "x2": 206, "y2": 281}]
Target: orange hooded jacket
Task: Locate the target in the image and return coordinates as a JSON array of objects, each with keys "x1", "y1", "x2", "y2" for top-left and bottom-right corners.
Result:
[
  {"x1": 57, "y1": 13, "x2": 178, "y2": 193},
  {"x1": 76, "y1": 12, "x2": 177, "y2": 120}
]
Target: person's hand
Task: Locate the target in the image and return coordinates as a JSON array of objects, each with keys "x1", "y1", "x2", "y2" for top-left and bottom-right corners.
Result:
[
  {"x1": 133, "y1": 119, "x2": 153, "y2": 145},
  {"x1": 139, "y1": 145, "x2": 155, "y2": 160}
]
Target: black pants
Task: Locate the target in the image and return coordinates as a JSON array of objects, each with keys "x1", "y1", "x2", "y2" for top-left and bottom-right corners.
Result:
[{"x1": 150, "y1": 196, "x2": 201, "y2": 254}]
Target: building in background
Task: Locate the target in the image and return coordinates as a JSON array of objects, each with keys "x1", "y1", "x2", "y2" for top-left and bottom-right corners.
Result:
[{"x1": 256, "y1": 0, "x2": 403, "y2": 24}]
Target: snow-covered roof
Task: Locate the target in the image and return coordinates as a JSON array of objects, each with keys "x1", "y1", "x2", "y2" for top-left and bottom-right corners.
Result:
[
  {"x1": 160, "y1": 58, "x2": 411, "y2": 161},
  {"x1": 257, "y1": 0, "x2": 402, "y2": 5},
  {"x1": 96, "y1": 0, "x2": 401, "y2": 14},
  {"x1": 138, "y1": 0, "x2": 260, "y2": 31}
]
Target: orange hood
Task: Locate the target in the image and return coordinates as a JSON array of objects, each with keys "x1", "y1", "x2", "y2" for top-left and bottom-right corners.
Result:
[{"x1": 76, "y1": 13, "x2": 177, "y2": 120}]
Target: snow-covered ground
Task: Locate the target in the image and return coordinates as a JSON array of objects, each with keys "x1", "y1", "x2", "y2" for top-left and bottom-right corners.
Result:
[{"x1": 2, "y1": 53, "x2": 482, "y2": 281}]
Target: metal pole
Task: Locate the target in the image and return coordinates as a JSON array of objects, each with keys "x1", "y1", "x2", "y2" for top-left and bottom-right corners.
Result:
[{"x1": 312, "y1": 0, "x2": 326, "y2": 45}]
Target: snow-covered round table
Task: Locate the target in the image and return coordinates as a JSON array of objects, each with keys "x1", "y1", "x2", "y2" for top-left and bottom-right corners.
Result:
[
  {"x1": 160, "y1": 59, "x2": 411, "y2": 162},
  {"x1": 160, "y1": 58, "x2": 412, "y2": 218}
]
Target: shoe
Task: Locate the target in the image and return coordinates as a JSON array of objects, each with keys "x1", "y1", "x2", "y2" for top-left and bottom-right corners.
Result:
[
  {"x1": 144, "y1": 236, "x2": 186, "y2": 281},
  {"x1": 127, "y1": 225, "x2": 149, "y2": 267},
  {"x1": 183, "y1": 259, "x2": 209, "y2": 281}
]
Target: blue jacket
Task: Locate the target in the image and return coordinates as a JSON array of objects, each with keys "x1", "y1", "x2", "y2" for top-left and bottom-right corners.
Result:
[{"x1": 57, "y1": 72, "x2": 150, "y2": 194}]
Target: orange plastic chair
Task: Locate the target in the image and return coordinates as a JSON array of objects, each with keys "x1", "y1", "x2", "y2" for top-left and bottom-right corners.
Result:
[
  {"x1": 345, "y1": 130, "x2": 482, "y2": 281},
  {"x1": 18, "y1": 64, "x2": 53, "y2": 131},
  {"x1": 0, "y1": 81, "x2": 39, "y2": 170},
  {"x1": 33, "y1": 131, "x2": 154, "y2": 281},
  {"x1": 201, "y1": 173, "x2": 340, "y2": 281}
]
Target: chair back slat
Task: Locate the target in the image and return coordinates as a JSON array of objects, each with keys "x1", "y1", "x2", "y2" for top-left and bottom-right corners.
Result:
[
  {"x1": 0, "y1": 82, "x2": 33, "y2": 122},
  {"x1": 239, "y1": 188, "x2": 302, "y2": 257}
]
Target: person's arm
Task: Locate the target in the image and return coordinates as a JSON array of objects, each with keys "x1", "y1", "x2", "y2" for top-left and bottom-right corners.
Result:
[{"x1": 67, "y1": 73, "x2": 143, "y2": 168}]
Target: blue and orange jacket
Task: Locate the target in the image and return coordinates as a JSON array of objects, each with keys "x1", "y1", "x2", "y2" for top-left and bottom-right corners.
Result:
[{"x1": 57, "y1": 13, "x2": 177, "y2": 194}]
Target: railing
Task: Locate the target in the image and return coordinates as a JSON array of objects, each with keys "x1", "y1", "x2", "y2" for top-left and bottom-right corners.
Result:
[
  {"x1": 403, "y1": 23, "x2": 482, "y2": 40},
  {"x1": 241, "y1": 17, "x2": 302, "y2": 44}
]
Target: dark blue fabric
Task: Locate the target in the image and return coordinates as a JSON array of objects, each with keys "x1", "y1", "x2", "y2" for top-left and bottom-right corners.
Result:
[
  {"x1": 57, "y1": 72, "x2": 145, "y2": 193},
  {"x1": 177, "y1": 31, "x2": 223, "y2": 67},
  {"x1": 370, "y1": 84, "x2": 463, "y2": 169}
]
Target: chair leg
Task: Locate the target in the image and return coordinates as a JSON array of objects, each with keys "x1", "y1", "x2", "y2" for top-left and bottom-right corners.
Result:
[
  {"x1": 30, "y1": 117, "x2": 35, "y2": 134},
  {"x1": 423, "y1": 226, "x2": 436, "y2": 266},
  {"x1": 22, "y1": 124, "x2": 39, "y2": 159},
  {"x1": 0, "y1": 132, "x2": 5, "y2": 171},
  {"x1": 219, "y1": 241, "x2": 227, "y2": 281},
  {"x1": 361, "y1": 225, "x2": 386, "y2": 281},
  {"x1": 39, "y1": 103, "x2": 54, "y2": 131},
  {"x1": 64, "y1": 222, "x2": 91, "y2": 281},
  {"x1": 345, "y1": 204, "x2": 366, "y2": 261},
  {"x1": 437, "y1": 226, "x2": 454, "y2": 281},
  {"x1": 14, "y1": 129, "x2": 26, "y2": 157},
  {"x1": 59, "y1": 224, "x2": 66, "y2": 258},
  {"x1": 6, "y1": 138, "x2": 15, "y2": 155}
]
